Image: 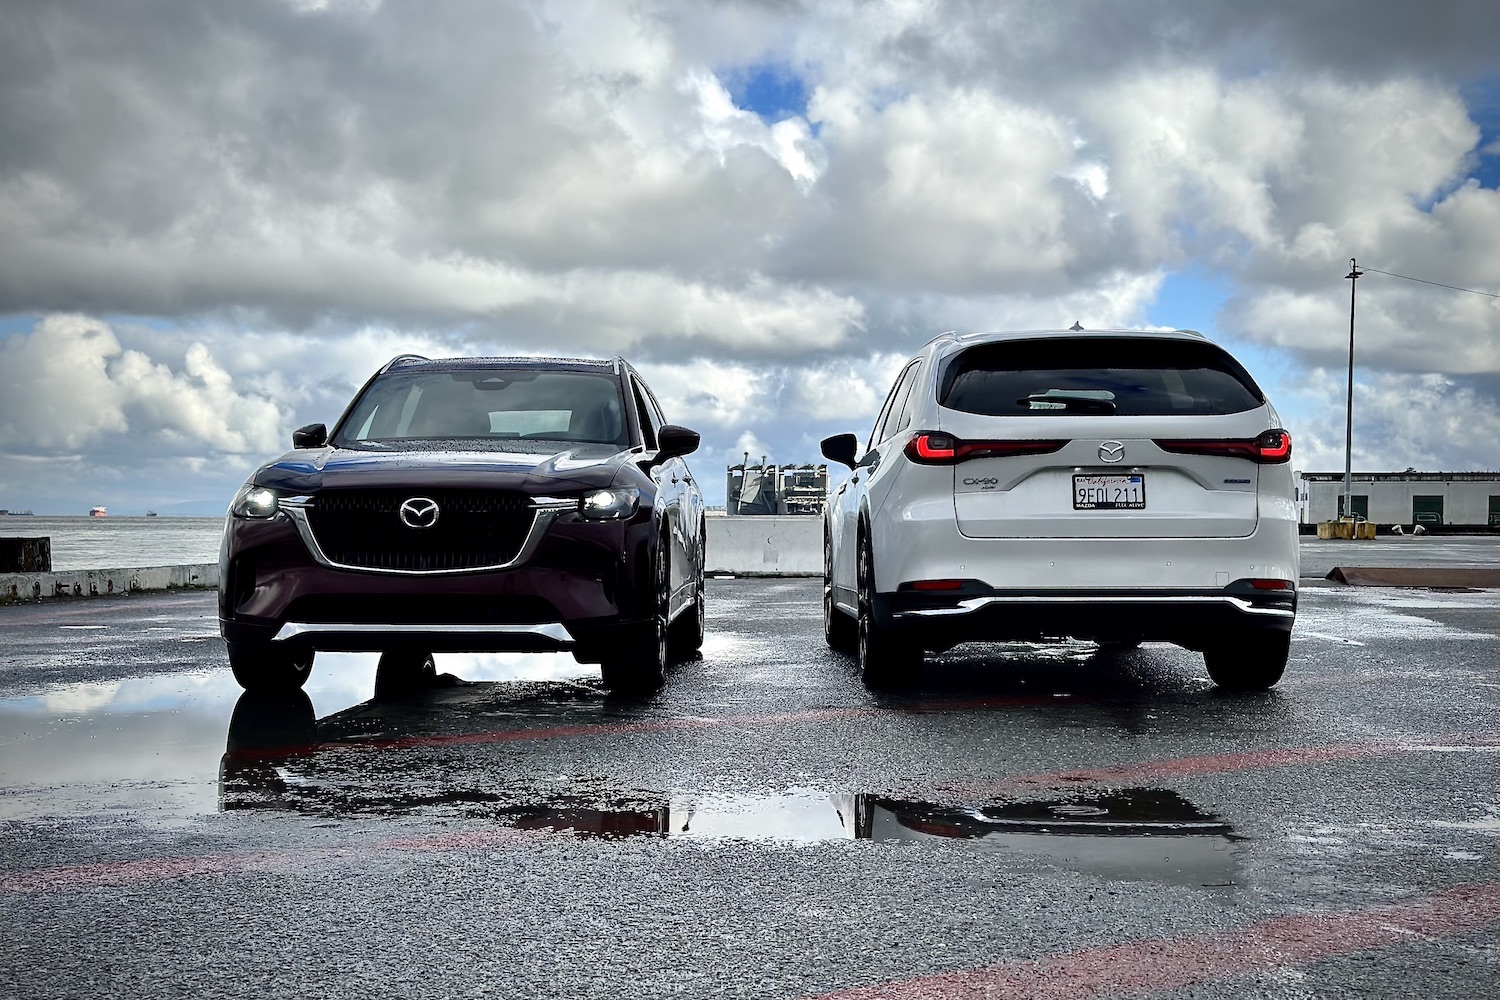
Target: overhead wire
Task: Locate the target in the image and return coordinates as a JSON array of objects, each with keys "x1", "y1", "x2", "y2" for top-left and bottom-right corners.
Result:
[{"x1": 1360, "y1": 266, "x2": 1500, "y2": 299}]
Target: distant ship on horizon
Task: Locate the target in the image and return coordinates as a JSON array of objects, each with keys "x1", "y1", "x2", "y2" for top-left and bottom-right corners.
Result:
[
  {"x1": 146, "y1": 510, "x2": 158, "y2": 517},
  {"x1": 89, "y1": 505, "x2": 107, "y2": 517},
  {"x1": 0, "y1": 509, "x2": 35, "y2": 516}
]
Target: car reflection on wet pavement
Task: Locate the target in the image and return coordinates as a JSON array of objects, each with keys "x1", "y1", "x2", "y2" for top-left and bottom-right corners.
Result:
[{"x1": 220, "y1": 685, "x2": 1240, "y2": 888}]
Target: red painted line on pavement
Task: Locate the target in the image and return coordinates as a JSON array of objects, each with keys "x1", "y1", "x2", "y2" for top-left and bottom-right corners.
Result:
[
  {"x1": 939, "y1": 735, "x2": 1500, "y2": 801},
  {"x1": 225, "y1": 706, "x2": 881, "y2": 759},
  {"x1": 807, "y1": 881, "x2": 1500, "y2": 1000},
  {"x1": 0, "y1": 828, "x2": 546, "y2": 893}
]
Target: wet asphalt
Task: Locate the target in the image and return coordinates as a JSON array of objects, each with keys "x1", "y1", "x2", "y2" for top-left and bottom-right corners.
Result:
[{"x1": 2, "y1": 540, "x2": 1500, "y2": 999}]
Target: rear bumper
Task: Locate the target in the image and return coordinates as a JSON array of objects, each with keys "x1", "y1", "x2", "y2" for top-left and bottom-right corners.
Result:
[{"x1": 875, "y1": 582, "x2": 1296, "y2": 651}]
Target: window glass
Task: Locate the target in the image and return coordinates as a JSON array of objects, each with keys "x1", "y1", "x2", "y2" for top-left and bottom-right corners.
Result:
[
  {"x1": 940, "y1": 338, "x2": 1264, "y2": 417},
  {"x1": 870, "y1": 361, "x2": 920, "y2": 450},
  {"x1": 631, "y1": 379, "x2": 659, "y2": 450},
  {"x1": 335, "y1": 370, "x2": 627, "y2": 446},
  {"x1": 892, "y1": 361, "x2": 925, "y2": 434}
]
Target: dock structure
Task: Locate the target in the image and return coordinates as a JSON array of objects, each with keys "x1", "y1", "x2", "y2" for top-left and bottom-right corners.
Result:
[{"x1": 726, "y1": 455, "x2": 829, "y2": 516}]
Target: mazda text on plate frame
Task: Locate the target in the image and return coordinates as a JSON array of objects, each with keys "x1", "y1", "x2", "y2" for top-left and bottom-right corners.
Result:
[
  {"x1": 219, "y1": 355, "x2": 706, "y2": 694},
  {"x1": 820, "y1": 329, "x2": 1299, "y2": 691}
]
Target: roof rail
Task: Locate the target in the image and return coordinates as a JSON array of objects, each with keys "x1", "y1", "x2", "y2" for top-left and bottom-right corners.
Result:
[{"x1": 380, "y1": 354, "x2": 431, "y2": 373}]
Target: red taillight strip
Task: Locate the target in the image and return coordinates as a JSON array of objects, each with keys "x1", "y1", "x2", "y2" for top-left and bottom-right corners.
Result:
[
  {"x1": 905, "y1": 432, "x2": 1067, "y2": 465},
  {"x1": 1154, "y1": 429, "x2": 1292, "y2": 464}
]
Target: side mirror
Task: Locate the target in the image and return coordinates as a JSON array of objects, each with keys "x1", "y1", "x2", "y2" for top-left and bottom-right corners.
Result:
[
  {"x1": 655, "y1": 424, "x2": 701, "y2": 463},
  {"x1": 820, "y1": 433, "x2": 859, "y2": 470},
  {"x1": 292, "y1": 423, "x2": 328, "y2": 449}
]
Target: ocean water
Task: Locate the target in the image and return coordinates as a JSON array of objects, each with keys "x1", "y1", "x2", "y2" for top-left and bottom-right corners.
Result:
[{"x1": 0, "y1": 516, "x2": 225, "y2": 571}]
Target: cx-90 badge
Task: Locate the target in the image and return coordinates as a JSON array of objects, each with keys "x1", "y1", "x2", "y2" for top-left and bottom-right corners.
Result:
[
  {"x1": 1098, "y1": 441, "x2": 1125, "y2": 464},
  {"x1": 398, "y1": 496, "x2": 440, "y2": 528}
]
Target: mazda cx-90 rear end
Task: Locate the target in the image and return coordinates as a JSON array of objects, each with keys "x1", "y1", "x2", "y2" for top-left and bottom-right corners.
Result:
[{"x1": 821, "y1": 329, "x2": 1298, "y2": 690}]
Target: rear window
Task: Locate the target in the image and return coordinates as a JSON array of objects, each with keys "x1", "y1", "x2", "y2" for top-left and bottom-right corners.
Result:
[
  {"x1": 335, "y1": 369, "x2": 628, "y2": 447},
  {"x1": 939, "y1": 338, "x2": 1264, "y2": 417}
]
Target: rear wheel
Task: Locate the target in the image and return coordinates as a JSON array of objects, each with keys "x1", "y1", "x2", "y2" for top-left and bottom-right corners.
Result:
[
  {"x1": 824, "y1": 528, "x2": 856, "y2": 653},
  {"x1": 856, "y1": 528, "x2": 921, "y2": 689},
  {"x1": 601, "y1": 543, "x2": 669, "y2": 694},
  {"x1": 1204, "y1": 631, "x2": 1290, "y2": 691},
  {"x1": 226, "y1": 640, "x2": 313, "y2": 692},
  {"x1": 373, "y1": 649, "x2": 437, "y2": 700}
]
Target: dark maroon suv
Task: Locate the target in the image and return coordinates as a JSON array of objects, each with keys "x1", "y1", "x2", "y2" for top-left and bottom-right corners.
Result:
[{"x1": 219, "y1": 355, "x2": 705, "y2": 693}]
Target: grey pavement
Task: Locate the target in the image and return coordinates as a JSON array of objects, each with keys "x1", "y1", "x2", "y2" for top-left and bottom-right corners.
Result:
[{"x1": 1, "y1": 578, "x2": 1498, "y2": 999}]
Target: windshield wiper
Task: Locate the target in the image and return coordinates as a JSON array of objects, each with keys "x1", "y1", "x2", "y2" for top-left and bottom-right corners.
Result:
[{"x1": 1019, "y1": 389, "x2": 1117, "y2": 414}]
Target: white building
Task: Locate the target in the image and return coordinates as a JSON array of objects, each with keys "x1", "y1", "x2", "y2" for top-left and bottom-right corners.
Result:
[{"x1": 1298, "y1": 471, "x2": 1500, "y2": 527}]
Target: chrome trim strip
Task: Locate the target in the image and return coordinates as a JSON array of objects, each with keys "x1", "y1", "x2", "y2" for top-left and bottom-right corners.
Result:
[
  {"x1": 274, "y1": 621, "x2": 575, "y2": 644},
  {"x1": 529, "y1": 496, "x2": 581, "y2": 511},
  {"x1": 895, "y1": 595, "x2": 1295, "y2": 619},
  {"x1": 283, "y1": 506, "x2": 558, "y2": 576}
]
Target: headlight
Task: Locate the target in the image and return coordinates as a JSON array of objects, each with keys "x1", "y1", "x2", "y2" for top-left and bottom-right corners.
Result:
[
  {"x1": 579, "y1": 487, "x2": 640, "y2": 521},
  {"x1": 229, "y1": 484, "x2": 280, "y2": 519}
]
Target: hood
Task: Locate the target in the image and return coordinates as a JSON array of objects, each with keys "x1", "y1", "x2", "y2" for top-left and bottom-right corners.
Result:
[{"x1": 252, "y1": 442, "x2": 636, "y2": 494}]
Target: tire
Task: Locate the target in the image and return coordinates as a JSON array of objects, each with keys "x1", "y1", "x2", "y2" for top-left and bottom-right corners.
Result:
[
  {"x1": 226, "y1": 640, "x2": 313, "y2": 692},
  {"x1": 855, "y1": 527, "x2": 921, "y2": 689},
  {"x1": 1204, "y1": 631, "x2": 1290, "y2": 691},
  {"x1": 824, "y1": 528, "x2": 856, "y2": 653},
  {"x1": 600, "y1": 542, "x2": 669, "y2": 694},
  {"x1": 669, "y1": 539, "x2": 706, "y2": 657},
  {"x1": 373, "y1": 649, "x2": 436, "y2": 701}
]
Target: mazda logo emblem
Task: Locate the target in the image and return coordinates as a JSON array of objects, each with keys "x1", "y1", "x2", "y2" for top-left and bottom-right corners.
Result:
[
  {"x1": 399, "y1": 497, "x2": 440, "y2": 529},
  {"x1": 1098, "y1": 441, "x2": 1125, "y2": 464}
]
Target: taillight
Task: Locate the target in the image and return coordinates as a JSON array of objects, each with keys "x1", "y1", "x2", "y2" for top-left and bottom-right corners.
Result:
[
  {"x1": 904, "y1": 432, "x2": 1067, "y2": 465},
  {"x1": 1154, "y1": 429, "x2": 1292, "y2": 465},
  {"x1": 1255, "y1": 429, "x2": 1292, "y2": 462}
]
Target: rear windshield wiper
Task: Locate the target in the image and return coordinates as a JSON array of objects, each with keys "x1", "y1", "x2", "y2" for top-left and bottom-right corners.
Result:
[{"x1": 1018, "y1": 389, "x2": 1117, "y2": 414}]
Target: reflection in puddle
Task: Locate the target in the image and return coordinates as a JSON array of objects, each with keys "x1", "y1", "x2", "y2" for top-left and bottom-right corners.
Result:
[{"x1": 221, "y1": 693, "x2": 1238, "y2": 887}]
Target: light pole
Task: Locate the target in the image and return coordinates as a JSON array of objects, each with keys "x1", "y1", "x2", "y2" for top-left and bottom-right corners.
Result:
[{"x1": 1343, "y1": 258, "x2": 1363, "y2": 520}]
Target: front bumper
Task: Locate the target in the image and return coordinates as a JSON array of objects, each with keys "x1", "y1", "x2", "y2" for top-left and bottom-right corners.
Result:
[
  {"x1": 875, "y1": 581, "x2": 1296, "y2": 652},
  {"x1": 218, "y1": 508, "x2": 655, "y2": 659}
]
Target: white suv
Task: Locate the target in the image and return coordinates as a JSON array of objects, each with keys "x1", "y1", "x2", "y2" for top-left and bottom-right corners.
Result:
[{"x1": 820, "y1": 329, "x2": 1299, "y2": 691}]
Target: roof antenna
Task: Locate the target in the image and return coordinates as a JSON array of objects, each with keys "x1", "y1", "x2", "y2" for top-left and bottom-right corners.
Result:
[{"x1": 1069, "y1": 320, "x2": 1084, "y2": 331}]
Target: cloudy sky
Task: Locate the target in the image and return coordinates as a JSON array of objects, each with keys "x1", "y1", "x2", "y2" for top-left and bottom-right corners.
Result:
[{"x1": 1, "y1": 0, "x2": 1498, "y2": 514}]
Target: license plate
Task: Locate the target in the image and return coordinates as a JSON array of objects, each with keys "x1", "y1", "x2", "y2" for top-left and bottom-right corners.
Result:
[{"x1": 1073, "y1": 474, "x2": 1145, "y2": 510}]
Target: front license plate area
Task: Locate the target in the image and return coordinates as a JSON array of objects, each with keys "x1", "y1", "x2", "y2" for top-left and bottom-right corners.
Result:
[{"x1": 1074, "y1": 474, "x2": 1146, "y2": 510}]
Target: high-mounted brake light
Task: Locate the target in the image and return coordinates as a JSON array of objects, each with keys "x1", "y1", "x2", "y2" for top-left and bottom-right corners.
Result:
[
  {"x1": 905, "y1": 432, "x2": 1067, "y2": 465},
  {"x1": 1154, "y1": 429, "x2": 1292, "y2": 465}
]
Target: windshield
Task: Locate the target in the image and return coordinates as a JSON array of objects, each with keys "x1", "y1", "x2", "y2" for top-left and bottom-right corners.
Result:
[
  {"x1": 940, "y1": 338, "x2": 1265, "y2": 417},
  {"x1": 334, "y1": 369, "x2": 628, "y2": 447}
]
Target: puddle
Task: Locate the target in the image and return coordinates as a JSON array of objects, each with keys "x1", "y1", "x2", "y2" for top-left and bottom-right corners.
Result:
[
  {"x1": 219, "y1": 704, "x2": 1240, "y2": 888},
  {"x1": 0, "y1": 651, "x2": 601, "y2": 821}
]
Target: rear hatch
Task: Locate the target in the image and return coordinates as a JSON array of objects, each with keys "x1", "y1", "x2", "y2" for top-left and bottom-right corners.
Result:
[{"x1": 936, "y1": 336, "x2": 1280, "y2": 539}]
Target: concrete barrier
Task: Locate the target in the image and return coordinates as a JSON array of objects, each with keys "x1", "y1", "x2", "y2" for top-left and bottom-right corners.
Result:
[
  {"x1": 0, "y1": 518, "x2": 822, "y2": 603},
  {"x1": 0, "y1": 563, "x2": 219, "y2": 604},
  {"x1": 706, "y1": 515, "x2": 821, "y2": 577}
]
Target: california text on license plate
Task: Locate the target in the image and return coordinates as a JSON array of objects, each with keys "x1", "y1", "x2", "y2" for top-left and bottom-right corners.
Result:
[{"x1": 1073, "y1": 474, "x2": 1146, "y2": 510}]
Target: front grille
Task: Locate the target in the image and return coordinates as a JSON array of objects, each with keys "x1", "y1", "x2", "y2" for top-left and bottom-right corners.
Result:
[{"x1": 304, "y1": 489, "x2": 537, "y2": 572}]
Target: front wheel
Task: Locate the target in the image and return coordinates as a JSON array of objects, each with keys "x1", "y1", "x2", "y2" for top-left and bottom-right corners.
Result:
[
  {"x1": 1204, "y1": 631, "x2": 1290, "y2": 691},
  {"x1": 824, "y1": 529, "x2": 856, "y2": 653},
  {"x1": 669, "y1": 550, "x2": 705, "y2": 657},
  {"x1": 601, "y1": 544, "x2": 669, "y2": 694},
  {"x1": 856, "y1": 529, "x2": 921, "y2": 689},
  {"x1": 226, "y1": 640, "x2": 313, "y2": 692}
]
